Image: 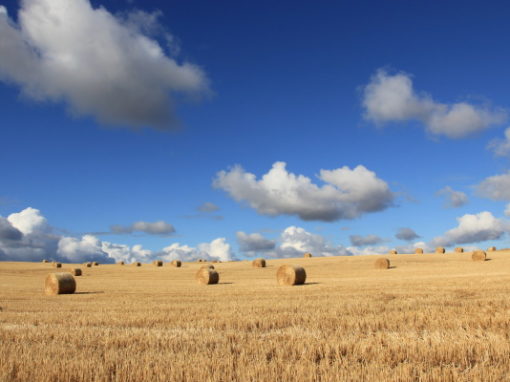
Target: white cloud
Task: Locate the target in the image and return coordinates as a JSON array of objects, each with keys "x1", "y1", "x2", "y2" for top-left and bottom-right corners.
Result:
[
  {"x1": 0, "y1": 0, "x2": 208, "y2": 129},
  {"x1": 431, "y1": 211, "x2": 509, "y2": 247},
  {"x1": 57, "y1": 235, "x2": 112, "y2": 263},
  {"x1": 363, "y1": 70, "x2": 506, "y2": 138},
  {"x1": 197, "y1": 202, "x2": 220, "y2": 213},
  {"x1": 488, "y1": 127, "x2": 510, "y2": 157},
  {"x1": 236, "y1": 231, "x2": 275, "y2": 254},
  {"x1": 214, "y1": 161, "x2": 394, "y2": 221},
  {"x1": 505, "y1": 203, "x2": 510, "y2": 217},
  {"x1": 436, "y1": 186, "x2": 469, "y2": 208},
  {"x1": 101, "y1": 242, "x2": 153, "y2": 263},
  {"x1": 395, "y1": 227, "x2": 420, "y2": 241},
  {"x1": 476, "y1": 172, "x2": 510, "y2": 200},
  {"x1": 161, "y1": 238, "x2": 235, "y2": 262},
  {"x1": 110, "y1": 220, "x2": 175, "y2": 235},
  {"x1": 7, "y1": 207, "x2": 49, "y2": 235},
  {"x1": 349, "y1": 234, "x2": 384, "y2": 246}
]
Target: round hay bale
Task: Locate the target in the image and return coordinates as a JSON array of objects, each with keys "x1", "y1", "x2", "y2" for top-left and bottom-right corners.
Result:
[
  {"x1": 53, "y1": 262, "x2": 62, "y2": 268},
  {"x1": 153, "y1": 260, "x2": 163, "y2": 267},
  {"x1": 68, "y1": 268, "x2": 82, "y2": 276},
  {"x1": 85, "y1": 262, "x2": 92, "y2": 268},
  {"x1": 435, "y1": 247, "x2": 445, "y2": 254},
  {"x1": 488, "y1": 246, "x2": 496, "y2": 251},
  {"x1": 117, "y1": 261, "x2": 125, "y2": 265},
  {"x1": 195, "y1": 268, "x2": 219, "y2": 285},
  {"x1": 277, "y1": 265, "x2": 306, "y2": 286},
  {"x1": 132, "y1": 262, "x2": 141, "y2": 267},
  {"x1": 303, "y1": 252, "x2": 313, "y2": 258},
  {"x1": 45, "y1": 273, "x2": 76, "y2": 295},
  {"x1": 171, "y1": 260, "x2": 182, "y2": 268},
  {"x1": 212, "y1": 260, "x2": 220, "y2": 263},
  {"x1": 455, "y1": 247, "x2": 464, "y2": 253},
  {"x1": 252, "y1": 258, "x2": 266, "y2": 268},
  {"x1": 472, "y1": 250, "x2": 487, "y2": 262},
  {"x1": 42, "y1": 259, "x2": 49, "y2": 263},
  {"x1": 200, "y1": 264, "x2": 215, "y2": 270},
  {"x1": 415, "y1": 248, "x2": 424, "y2": 254},
  {"x1": 389, "y1": 250, "x2": 397, "y2": 255},
  {"x1": 197, "y1": 259, "x2": 205, "y2": 263},
  {"x1": 93, "y1": 262, "x2": 99, "y2": 266},
  {"x1": 374, "y1": 258, "x2": 390, "y2": 269}
]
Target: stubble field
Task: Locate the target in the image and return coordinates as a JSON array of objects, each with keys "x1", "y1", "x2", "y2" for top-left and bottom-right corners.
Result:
[{"x1": 1, "y1": 251, "x2": 510, "y2": 382}]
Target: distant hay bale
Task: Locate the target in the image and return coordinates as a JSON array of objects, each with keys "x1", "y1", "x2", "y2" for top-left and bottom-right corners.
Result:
[
  {"x1": 85, "y1": 262, "x2": 92, "y2": 268},
  {"x1": 68, "y1": 268, "x2": 82, "y2": 276},
  {"x1": 132, "y1": 262, "x2": 141, "y2": 267},
  {"x1": 117, "y1": 261, "x2": 125, "y2": 265},
  {"x1": 153, "y1": 260, "x2": 163, "y2": 267},
  {"x1": 303, "y1": 252, "x2": 313, "y2": 258},
  {"x1": 455, "y1": 247, "x2": 464, "y2": 253},
  {"x1": 42, "y1": 259, "x2": 49, "y2": 263},
  {"x1": 435, "y1": 247, "x2": 445, "y2": 254},
  {"x1": 277, "y1": 265, "x2": 306, "y2": 286},
  {"x1": 252, "y1": 258, "x2": 266, "y2": 268},
  {"x1": 212, "y1": 260, "x2": 220, "y2": 263},
  {"x1": 389, "y1": 250, "x2": 397, "y2": 255},
  {"x1": 200, "y1": 264, "x2": 215, "y2": 270},
  {"x1": 197, "y1": 259, "x2": 205, "y2": 263},
  {"x1": 93, "y1": 262, "x2": 99, "y2": 266},
  {"x1": 415, "y1": 248, "x2": 423, "y2": 254},
  {"x1": 53, "y1": 262, "x2": 62, "y2": 268},
  {"x1": 374, "y1": 258, "x2": 390, "y2": 269},
  {"x1": 45, "y1": 273, "x2": 76, "y2": 295},
  {"x1": 195, "y1": 268, "x2": 219, "y2": 285},
  {"x1": 472, "y1": 250, "x2": 487, "y2": 262},
  {"x1": 171, "y1": 260, "x2": 182, "y2": 268},
  {"x1": 488, "y1": 246, "x2": 496, "y2": 251}
]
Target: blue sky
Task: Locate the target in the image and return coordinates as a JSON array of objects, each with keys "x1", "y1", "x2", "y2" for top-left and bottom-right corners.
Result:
[{"x1": 1, "y1": 0, "x2": 510, "y2": 263}]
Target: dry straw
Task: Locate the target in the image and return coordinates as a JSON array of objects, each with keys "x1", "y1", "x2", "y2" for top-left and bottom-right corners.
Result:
[
  {"x1": 455, "y1": 247, "x2": 464, "y2": 253},
  {"x1": 374, "y1": 258, "x2": 390, "y2": 269},
  {"x1": 472, "y1": 250, "x2": 487, "y2": 262},
  {"x1": 153, "y1": 260, "x2": 163, "y2": 267},
  {"x1": 132, "y1": 262, "x2": 141, "y2": 267},
  {"x1": 171, "y1": 260, "x2": 182, "y2": 267},
  {"x1": 488, "y1": 246, "x2": 496, "y2": 251},
  {"x1": 45, "y1": 273, "x2": 76, "y2": 295},
  {"x1": 415, "y1": 248, "x2": 424, "y2": 254},
  {"x1": 252, "y1": 258, "x2": 266, "y2": 268},
  {"x1": 303, "y1": 253, "x2": 313, "y2": 258},
  {"x1": 53, "y1": 262, "x2": 62, "y2": 268},
  {"x1": 277, "y1": 265, "x2": 306, "y2": 286},
  {"x1": 68, "y1": 268, "x2": 82, "y2": 276},
  {"x1": 435, "y1": 247, "x2": 445, "y2": 254},
  {"x1": 195, "y1": 268, "x2": 219, "y2": 285},
  {"x1": 389, "y1": 250, "x2": 397, "y2": 255}
]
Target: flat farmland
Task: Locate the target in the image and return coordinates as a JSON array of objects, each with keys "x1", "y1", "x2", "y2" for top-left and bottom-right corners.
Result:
[{"x1": 2, "y1": 251, "x2": 510, "y2": 381}]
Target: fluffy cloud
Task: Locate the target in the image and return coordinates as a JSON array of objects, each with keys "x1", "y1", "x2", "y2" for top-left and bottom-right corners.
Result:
[
  {"x1": 476, "y1": 172, "x2": 510, "y2": 200},
  {"x1": 57, "y1": 235, "x2": 113, "y2": 263},
  {"x1": 487, "y1": 127, "x2": 510, "y2": 157},
  {"x1": 436, "y1": 186, "x2": 468, "y2": 208},
  {"x1": 395, "y1": 227, "x2": 420, "y2": 241},
  {"x1": 236, "y1": 231, "x2": 275, "y2": 254},
  {"x1": 0, "y1": 217, "x2": 22, "y2": 241},
  {"x1": 362, "y1": 70, "x2": 506, "y2": 138},
  {"x1": 0, "y1": 0, "x2": 208, "y2": 129},
  {"x1": 7, "y1": 207, "x2": 49, "y2": 235},
  {"x1": 161, "y1": 238, "x2": 234, "y2": 262},
  {"x1": 214, "y1": 161, "x2": 394, "y2": 221},
  {"x1": 110, "y1": 220, "x2": 175, "y2": 235},
  {"x1": 197, "y1": 202, "x2": 220, "y2": 213},
  {"x1": 349, "y1": 234, "x2": 384, "y2": 246},
  {"x1": 431, "y1": 211, "x2": 509, "y2": 247}
]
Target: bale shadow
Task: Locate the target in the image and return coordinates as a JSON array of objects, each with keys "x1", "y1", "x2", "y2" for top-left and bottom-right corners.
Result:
[
  {"x1": 218, "y1": 282, "x2": 234, "y2": 285},
  {"x1": 388, "y1": 266, "x2": 397, "y2": 269},
  {"x1": 75, "y1": 291, "x2": 105, "y2": 295},
  {"x1": 301, "y1": 282, "x2": 320, "y2": 286}
]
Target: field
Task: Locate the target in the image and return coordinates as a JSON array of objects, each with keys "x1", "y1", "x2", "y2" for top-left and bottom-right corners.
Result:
[{"x1": 2, "y1": 251, "x2": 510, "y2": 382}]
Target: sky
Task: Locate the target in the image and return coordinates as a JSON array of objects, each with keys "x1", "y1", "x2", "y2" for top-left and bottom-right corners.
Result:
[{"x1": 1, "y1": 0, "x2": 510, "y2": 263}]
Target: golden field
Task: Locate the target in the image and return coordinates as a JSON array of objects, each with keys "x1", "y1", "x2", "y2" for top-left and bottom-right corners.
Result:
[{"x1": 1, "y1": 251, "x2": 510, "y2": 382}]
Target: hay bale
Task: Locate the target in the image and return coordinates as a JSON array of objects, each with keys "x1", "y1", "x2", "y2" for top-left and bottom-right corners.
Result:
[
  {"x1": 153, "y1": 260, "x2": 163, "y2": 267},
  {"x1": 68, "y1": 268, "x2": 82, "y2": 276},
  {"x1": 93, "y1": 262, "x2": 99, "y2": 266},
  {"x1": 132, "y1": 262, "x2": 141, "y2": 267},
  {"x1": 488, "y1": 246, "x2": 496, "y2": 251},
  {"x1": 197, "y1": 259, "x2": 205, "y2": 263},
  {"x1": 252, "y1": 258, "x2": 266, "y2": 268},
  {"x1": 415, "y1": 248, "x2": 424, "y2": 254},
  {"x1": 42, "y1": 259, "x2": 49, "y2": 263},
  {"x1": 303, "y1": 252, "x2": 313, "y2": 258},
  {"x1": 171, "y1": 260, "x2": 182, "y2": 268},
  {"x1": 374, "y1": 258, "x2": 390, "y2": 269},
  {"x1": 277, "y1": 265, "x2": 306, "y2": 286},
  {"x1": 455, "y1": 247, "x2": 464, "y2": 253},
  {"x1": 195, "y1": 268, "x2": 219, "y2": 285},
  {"x1": 45, "y1": 273, "x2": 76, "y2": 295},
  {"x1": 389, "y1": 250, "x2": 397, "y2": 255},
  {"x1": 117, "y1": 261, "x2": 125, "y2": 265},
  {"x1": 212, "y1": 260, "x2": 220, "y2": 264},
  {"x1": 53, "y1": 262, "x2": 62, "y2": 268},
  {"x1": 85, "y1": 262, "x2": 92, "y2": 268},
  {"x1": 472, "y1": 250, "x2": 487, "y2": 262},
  {"x1": 200, "y1": 264, "x2": 215, "y2": 270},
  {"x1": 435, "y1": 247, "x2": 445, "y2": 254}
]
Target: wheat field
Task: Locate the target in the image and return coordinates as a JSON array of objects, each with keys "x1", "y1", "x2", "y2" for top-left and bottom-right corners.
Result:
[{"x1": 1, "y1": 251, "x2": 510, "y2": 381}]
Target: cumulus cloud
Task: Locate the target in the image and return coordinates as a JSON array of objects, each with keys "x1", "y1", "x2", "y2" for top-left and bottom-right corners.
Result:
[
  {"x1": 487, "y1": 127, "x2": 510, "y2": 157},
  {"x1": 395, "y1": 227, "x2": 420, "y2": 241},
  {"x1": 197, "y1": 202, "x2": 220, "y2": 213},
  {"x1": 476, "y1": 172, "x2": 510, "y2": 201},
  {"x1": 349, "y1": 234, "x2": 384, "y2": 246},
  {"x1": 214, "y1": 161, "x2": 394, "y2": 221},
  {"x1": 362, "y1": 70, "x2": 506, "y2": 138},
  {"x1": 161, "y1": 238, "x2": 234, "y2": 262},
  {"x1": 236, "y1": 231, "x2": 275, "y2": 254},
  {"x1": 436, "y1": 186, "x2": 468, "y2": 208},
  {"x1": 0, "y1": 217, "x2": 23, "y2": 241},
  {"x1": 505, "y1": 203, "x2": 510, "y2": 217},
  {"x1": 431, "y1": 211, "x2": 509, "y2": 247},
  {"x1": 110, "y1": 220, "x2": 175, "y2": 235},
  {"x1": 0, "y1": 0, "x2": 208, "y2": 129}
]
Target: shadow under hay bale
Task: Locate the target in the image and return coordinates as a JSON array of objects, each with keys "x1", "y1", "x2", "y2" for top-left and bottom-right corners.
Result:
[
  {"x1": 195, "y1": 268, "x2": 219, "y2": 285},
  {"x1": 45, "y1": 273, "x2": 76, "y2": 295},
  {"x1": 472, "y1": 250, "x2": 487, "y2": 262},
  {"x1": 374, "y1": 258, "x2": 390, "y2": 269},
  {"x1": 277, "y1": 265, "x2": 306, "y2": 286},
  {"x1": 252, "y1": 258, "x2": 266, "y2": 268},
  {"x1": 171, "y1": 260, "x2": 182, "y2": 267},
  {"x1": 435, "y1": 247, "x2": 445, "y2": 254},
  {"x1": 68, "y1": 268, "x2": 82, "y2": 276}
]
